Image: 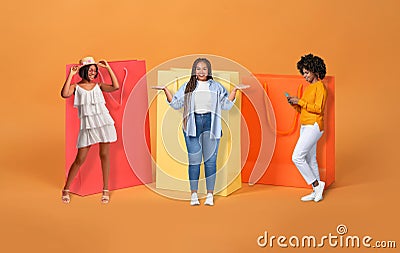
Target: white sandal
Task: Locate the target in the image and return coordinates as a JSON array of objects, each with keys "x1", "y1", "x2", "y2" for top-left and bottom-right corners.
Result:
[
  {"x1": 62, "y1": 189, "x2": 70, "y2": 204},
  {"x1": 101, "y1": 190, "x2": 110, "y2": 204}
]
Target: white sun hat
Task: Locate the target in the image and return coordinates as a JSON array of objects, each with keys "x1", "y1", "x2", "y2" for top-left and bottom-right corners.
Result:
[{"x1": 79, "y1": 56, "x2": 97, "y2": 66}]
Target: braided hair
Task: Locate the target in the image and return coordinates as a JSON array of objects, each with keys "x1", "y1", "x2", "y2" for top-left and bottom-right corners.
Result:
[
  {"x1": 182, "y1": 58, "x2": 213, "y2": 130},
  {"x1": 297, "y1": 54, "x2": 326, "y2": 80}
]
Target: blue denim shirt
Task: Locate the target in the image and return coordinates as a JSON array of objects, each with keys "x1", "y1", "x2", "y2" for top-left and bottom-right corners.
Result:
[{"x1": 168, "y1": 79, "x2": 235, "y2": 139}]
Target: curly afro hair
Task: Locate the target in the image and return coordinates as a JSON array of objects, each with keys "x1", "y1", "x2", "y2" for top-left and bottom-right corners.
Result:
[{"x1": 297, "y1": 54, "x2": 326, "y2": 80}]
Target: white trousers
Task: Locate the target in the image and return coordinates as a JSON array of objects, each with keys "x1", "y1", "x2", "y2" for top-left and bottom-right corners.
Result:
[{"x1": 292, "y1": 122, "x2": 324, "y2": 185}]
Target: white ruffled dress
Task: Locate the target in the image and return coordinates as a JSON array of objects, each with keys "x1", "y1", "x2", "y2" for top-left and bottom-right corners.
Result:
[{"x1": 74, "y1": 84, "x2": 117, "y2": 148}]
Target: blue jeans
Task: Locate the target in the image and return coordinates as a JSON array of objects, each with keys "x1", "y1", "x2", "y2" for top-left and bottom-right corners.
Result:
[{"x1": 184, "y1": 113, "x2": 220, "y2": 191}]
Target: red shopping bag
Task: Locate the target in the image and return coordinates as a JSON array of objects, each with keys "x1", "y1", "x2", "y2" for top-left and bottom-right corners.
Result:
[
  {"x1": 241, "y1": 74, "x2": 335, "y2": 188},
  {"x1": 65, "y1": 60, "x2": 152, "y2": 196}
]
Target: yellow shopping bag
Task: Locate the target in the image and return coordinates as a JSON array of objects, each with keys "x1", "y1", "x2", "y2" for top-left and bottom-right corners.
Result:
[{"x1": 155, "y1": 68, "x2": 242, "y2": 196}]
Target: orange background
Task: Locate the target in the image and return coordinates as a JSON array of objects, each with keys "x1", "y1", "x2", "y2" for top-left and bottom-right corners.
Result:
[{"x1": 1, "y1": 0, "x2": 399, "y2": 252}]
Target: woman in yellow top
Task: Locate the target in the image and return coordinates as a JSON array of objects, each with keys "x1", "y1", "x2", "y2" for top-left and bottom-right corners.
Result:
[{"x1": 288, "y1": 54, "x2": 327, "y2": 202}]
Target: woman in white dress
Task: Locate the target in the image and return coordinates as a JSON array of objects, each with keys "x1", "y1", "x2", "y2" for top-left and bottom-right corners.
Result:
[{"x1": 61, "y1": 57, "x2": 119, "y2": 204}]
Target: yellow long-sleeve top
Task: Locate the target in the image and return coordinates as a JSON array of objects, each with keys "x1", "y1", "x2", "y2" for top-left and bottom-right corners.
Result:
[{"x1": 293, "y1": 80, "x2": 327, "y2": 131}]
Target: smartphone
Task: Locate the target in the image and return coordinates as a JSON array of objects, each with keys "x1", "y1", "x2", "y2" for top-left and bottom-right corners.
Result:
[{"x1": 284, "y1": 92, "x2": 292, "y2": 104}]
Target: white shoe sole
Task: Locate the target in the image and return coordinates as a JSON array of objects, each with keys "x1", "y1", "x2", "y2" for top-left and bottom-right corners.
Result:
[
  {"x1": 314, "y1": 181, "x2": 325, "y2": 202},
  {"x1": 314, "y1": 196, "x2": 324, "y2": 202},
  {"x1": 301, "y1": 196, "x2": 316, "y2": 202},
  {"x1": 204, "y1": 200, "x2": 214, "y2": 206},
  {"x1": 190, "y1": 201, "x2": 200, "y2": 206}
]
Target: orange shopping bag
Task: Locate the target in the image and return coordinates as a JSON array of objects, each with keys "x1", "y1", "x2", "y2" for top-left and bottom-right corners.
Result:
[{"x1": 241, "y1": 74, "x2": 335, "y2": 188}]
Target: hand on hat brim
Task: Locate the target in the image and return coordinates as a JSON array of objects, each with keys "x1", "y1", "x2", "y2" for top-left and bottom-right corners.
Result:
[
  {"x1": 97, "y1": 59, "x2": 109, "y2": 68},
  {"x1": 70, "y1": 65, "x2": 81, "y2": 75}
]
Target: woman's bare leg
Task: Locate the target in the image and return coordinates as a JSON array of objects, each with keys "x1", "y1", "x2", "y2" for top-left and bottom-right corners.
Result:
[
  {"x1": 62, "y1": 146, "x2": 91, "y2": 202},
  {"x1": 99, "y1": 143, "x2": 110, "y2": 203}
]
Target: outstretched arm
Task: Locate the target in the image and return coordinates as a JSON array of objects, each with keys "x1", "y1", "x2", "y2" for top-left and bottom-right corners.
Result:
[
  {"x1": 163, "y1": 87, "x2": 173, "y2": 103},
  {"x1": 228, "y1": 84, "x2": 249, "y2": 101},
  {"x1": 152, "y1": 84, "x2": 186, "y2": 109},
  {"x1": 228, "y1": 87, "x2": 238, "y2": 101},
  {"x1": 98, "y1": 60, "x2": 120, "y2": 92},
  {"x1": 151, "y1": 86, "x2": 173, "y2": 102},
  {"x1": 61, "y1": 65, "x2": 78, "y2": 98}
]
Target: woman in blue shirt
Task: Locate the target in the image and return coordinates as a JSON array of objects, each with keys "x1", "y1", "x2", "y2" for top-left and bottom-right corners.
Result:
[{"x1": 153, "y1": 58, "x2": 247, "y2": 206}]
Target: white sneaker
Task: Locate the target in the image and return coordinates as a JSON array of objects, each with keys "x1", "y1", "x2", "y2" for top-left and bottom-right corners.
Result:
[
  {"x1": 313, "y1": 181, "x2": 325, "y2": 202},
  {"x1": 190, "y1": 192, "x2": 200, "y2": 206},
  {"x1": 204, "y1": 193, "x2": 214, "y2": 206},
  {"x1": 301, "y1": 191, "x2": 316, "y2": 202}
]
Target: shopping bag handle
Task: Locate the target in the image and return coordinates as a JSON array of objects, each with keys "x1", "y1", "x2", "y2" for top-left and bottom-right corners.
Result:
[
  {"x1": 263, "y1": 82, "x2": 303, "y2": 136},
  {"x1": 98, "y1": 67, "x2": 129, "y2": 107}
]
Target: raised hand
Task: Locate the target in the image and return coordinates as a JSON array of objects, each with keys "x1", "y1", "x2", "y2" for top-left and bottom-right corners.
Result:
[
  {"x1": 69, "y1": 65, "x2": 79, "y2": 76},
  {"x1": 98, "y1": 59, "x2": 110, "y2": 69}
]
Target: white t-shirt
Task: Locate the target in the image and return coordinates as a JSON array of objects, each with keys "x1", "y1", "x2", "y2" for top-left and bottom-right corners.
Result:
[{"x1": 194, "y1": 81, "x2": 212, "y2": 114}]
